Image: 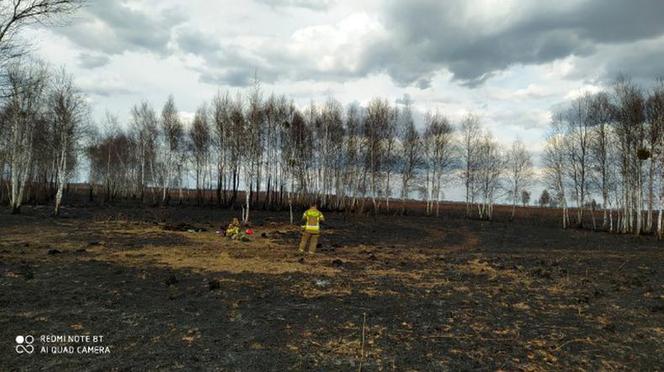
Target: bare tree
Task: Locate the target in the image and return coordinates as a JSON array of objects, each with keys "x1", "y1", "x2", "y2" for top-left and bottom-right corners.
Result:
[
  {"x1": 0, "y1": 97, "x2": 7, "y2": 203},
  {"x1": 130, "y1": 101, "x2": 158, "y2": 203},
  {"x1": 313, "y1": 98, "x2": 344, "y2": 208},
  {"x1": 262, "y1": 94, "x2": 279, "y2": 209},
  {"x1": 588, "y1": 92, "x2": 615, "y2": 230},
  {"x1": 286, "y1": 108, "x2": 312, "y2": 209},
  {"x1": 506, "y1": 139, "x2": 533, "y2": 220},
  {"x1": 364, "y1": 98, "x2": 390, "y2": 214},
  {"x1": 211, "y1": 91, "x2": 231, "y2": 206},
  {"x1": 460, "y1": 114, "x2": 481, "y2": 218},
  {"x1": 0, "y1": 0, "x2": 82, "y2": 73},
  {"x1": 342, "y1": 103, "x2": 362, "y2": 212},
  {"x1": 271, "y1": 95, "x2": 291, "y2": 210},
  {"x1": 277, "y1": 98, "x2": 298, "y2": 220},
  {"x1": 398, "y1": 99, "x2": 421, "y2": 214},
  {"x1": 320, "y1": 98, "x2": 345, "y2": 209},
  {"x1": 189, "y1": 104, "x2": 211, "y2": 206},
  {"x1": 612, "y1": 77, "x2": 646, "y2": 234},
  {"x1": 644, "y1": 81, "x2": 664, "y2": 234},
  {"x1": 86, "y1": 113, "x2": 138, "y2": 203},
  {"x1": 543, "y1": 120, "x2": 570, "y2": 228},
  {"x1": 243, "y1": 80, "x2": 264, "y2": 222},
  {"x1": 225, "y1": 94, "x2": 245, "y2": 206},
  {"x1": 382, "y1": 105, "x2": 398, "y2": 212},
  {"x1": 48, "y1": 68, "x2": 87, "y2": 215},
  {"x1": 158, "y1": 95, "x2": 183, "y2": 205},
  {"x1": 3, "y1": 60, "x2": 48, "y2": 213},
  {"x1": 422, "y1": 111, "x2": 454, "y2": 216},
  {"x1": 562, "y1": 95, "x2": 593, "y2": 227},
  {"x1": 473, "y1": 131, "x2": 504, "y2": 220}
]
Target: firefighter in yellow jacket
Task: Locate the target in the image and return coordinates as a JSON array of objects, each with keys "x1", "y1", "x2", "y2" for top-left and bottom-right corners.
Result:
[{"x1": 299, "y1": 203, "x2": 325, "y2": 254}]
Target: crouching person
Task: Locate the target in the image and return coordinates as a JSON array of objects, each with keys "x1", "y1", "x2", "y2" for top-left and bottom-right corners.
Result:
[
  {"x1": 226, "y1": 218, "x2": 241, "y2": 240},
  {"x1": 299, "y1": 203, "x2": 325, "y2": 255}
]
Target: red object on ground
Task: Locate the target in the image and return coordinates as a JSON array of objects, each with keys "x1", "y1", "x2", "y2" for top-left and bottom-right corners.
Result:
[{"x1": 245, "y1": 229, "x2": 254, "y2": 235}]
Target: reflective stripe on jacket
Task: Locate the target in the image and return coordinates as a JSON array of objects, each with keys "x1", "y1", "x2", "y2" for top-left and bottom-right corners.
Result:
[
  {"x1": 226, "y1": 226, "x2": 239, "y2": 237},
  {"x1": 302, "y1": 208, "x2": 324, "y2": 232}
]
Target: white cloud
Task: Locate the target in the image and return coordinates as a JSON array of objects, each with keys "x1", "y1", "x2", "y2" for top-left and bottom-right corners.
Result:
[
  {"x1": 286, "y1": 12, "x2": 385, "y2": 74},
  {"x1": 564, "y1": 84, "x2": 604, "y2": 100},
  {"x1": 21, "y1": 0, "x2": 664, "y2": 178}
]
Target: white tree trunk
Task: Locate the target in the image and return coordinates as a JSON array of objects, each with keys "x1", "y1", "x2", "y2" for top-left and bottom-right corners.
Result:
[
  {"x1": 658, "y1": 208, "x2": 663, "y2": 239},
  {"x1": 244, "y1": 189, "x2": 250, "y2": 223},
  {"x1": 54, "y1": 140, "x2": 68, "y2": 216}
]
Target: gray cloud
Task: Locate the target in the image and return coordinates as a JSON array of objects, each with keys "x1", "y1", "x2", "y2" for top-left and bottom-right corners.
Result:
[
  {"x1": 200, "y1": 67, "x2": 263, "y2": 87},
  {"x1": 81, "y1": 85, "x2": 134, "y2": 97},
  {"x1": 175, "y1": 28, "x2": 282, "y2": 86},
  {"x1": 78, "y1": 53, "x2": 110, "y2": 69},
  {"x1": 175, "y1": 26, "x2": 367, "y2": 87},
  {"x1": 254, "y1": 0, "x2": 335, "y2": 11},
  {"x1": 176, "y1": 29, "x2": 220, "y2": 56},
  {"x1": 364, "y1": 0, "x2": 664, "y2": 87},
  {"x1": 566, "y1": 36, "x2": 664, "y2": 86},
  {"x1": 73, "y1": 0, "x2": 664, "y2": 89},
  {"x1": 57, "y1": 0, "x2": 185, "y2": 61},
  {"x1": 194, "y1": 0, "x2": 664, "y2": 89},
  {"x1": 491, "y1": 109, "x2": 552, "y2": 131}
]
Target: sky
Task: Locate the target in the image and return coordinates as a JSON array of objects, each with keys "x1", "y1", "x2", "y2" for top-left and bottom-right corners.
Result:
[{"x1": 23, "y1": 0, "x2": 664, "y2": 200}]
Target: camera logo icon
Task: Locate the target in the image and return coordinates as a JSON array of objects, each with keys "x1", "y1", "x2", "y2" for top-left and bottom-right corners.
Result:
[{"x1": 15, "y1": 335, "x2": 35, "y2": 354}]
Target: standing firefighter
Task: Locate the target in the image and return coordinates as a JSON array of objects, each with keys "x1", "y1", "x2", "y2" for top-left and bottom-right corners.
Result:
[{"x1": 299, "y1": 203, "x2": 325, "y2": 254}]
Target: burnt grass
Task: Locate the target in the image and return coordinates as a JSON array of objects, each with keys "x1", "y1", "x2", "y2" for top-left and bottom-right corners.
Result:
[{"x1": 1, "y1": 206, "x2": 663, "y2": 370}]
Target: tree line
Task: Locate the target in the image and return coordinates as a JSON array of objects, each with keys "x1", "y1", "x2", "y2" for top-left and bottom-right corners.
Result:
[
  {"x1": 83, "y1": 81, "x2": 535, "y2": 223},
  {"x1": 1, "y1": 63, "x2": 541, "y2": 223},
  {"x1": 542, "y1": 77, "x2": 664, "y2": 236},
  {"x1": 3, "y1": 1, "x2": 664, "y2": 238},
  {"x1": 7, "y1": 58, "x2": 664, "y2": 239}
]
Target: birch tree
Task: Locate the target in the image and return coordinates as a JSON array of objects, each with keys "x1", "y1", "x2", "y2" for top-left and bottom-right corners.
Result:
[
  {"x1": 86, "y1": 114, "x2": 137, "y2": 203},
  {"x1": 343, "y1": 103, "x2": 362, "y2": 211},
  {"x1": 130, "y1": 101, "x2": 158, "y2": 202},
  {"x1": 460, "y1": 114, "x2": 481, "y2": 218},
  {"x1": 473, "y1": 131, "x2": 504, "y2": 220},
  {"x1": 588, "y1": 92, "x2": 615, "y2": 229},
  {"x1": 422, "y1": 111, "x2": 454, "y2": 216},
  {"x1": 364, "y1": 98, "x2": 390, "y2": 214},
  {"x1": 227, "y1": 94, "x2": 245, "y2": 205},
  {"x1": 244, "y1": 81, "x2": 264, "y2": 221},
  {"x1": 543, "y1": 120, "x2": 570, "y2": 228},
  {"x1": 3, "y1": 61, "x2": 48, "y2": 213},
  {"x1": 398, "y1": 100, "x2": 421, "y2": 214},
  {"x1": 189, "y1": 104, "x2": 211, "y2": 206},
  {"x1": 645, "y1": 82, "x2": 664, "y2": 234},
  {"x1": 563, "y1": 95, "x2": 593, "y2": 227},
  {"x1": 211, "y1": 91, "x2": 231, "y2": 206},
  {"x1": 646, "y1": 80, "x2": 664, "y2": 237},
  {"x1": 320, "y1": 98, "x2": 344, "y2": 209},
  {"x1": 48, "y1": 69, "x2": 87, "y2": 215},
  {"x1": 382, "y1": 105, "x2": 398, "y2": 211},
  {"x1": 506, "y1": 139, "x2": 533, "y2": 220},
  {"x1": 612, "y1": 77, "x2": 646, "y2": 234},
  {"x1": 159, "y1": 95, "x2": 183, "y2": 205}
]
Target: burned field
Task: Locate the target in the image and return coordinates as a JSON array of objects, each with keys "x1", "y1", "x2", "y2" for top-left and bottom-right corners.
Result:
[{"x1": 1, "y1": 206, "x2": 663, "y2": 370}]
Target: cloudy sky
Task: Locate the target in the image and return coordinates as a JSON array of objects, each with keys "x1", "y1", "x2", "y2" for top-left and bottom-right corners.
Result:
[{"x1": 25, "y1": 0, "x2": 664, "y2": 197}]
